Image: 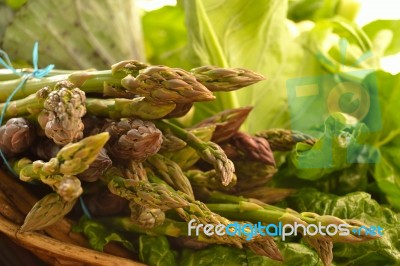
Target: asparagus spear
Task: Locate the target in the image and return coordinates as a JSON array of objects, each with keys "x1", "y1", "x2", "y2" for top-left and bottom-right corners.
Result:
[
  {"x1": 38, "y1": 80, "x2": 86, "y2": 145},
  {"x1": 121, "y1": 66, "x2": 215, "y2": 104},
  {"x1": 129, "y1": 203, "x2": 165, "y2": 229},
  {"x1": 30, "y1": 137, "x2": 61, "y2": 161},
  {"x1": 0, "y1": 117, "x2": 36, "y2": 157},
  {"x1": 206, "y1": 202, "x2": 381, "y2": 243},
  {"x1": 12, "y1": 133, "x2": 110, "y2": 201},
  {"x1": 146, "y1": 153, "x2": 195, "y2": 199},
  {"x1": 103, "y1": 118, "x2": 163, "y2": 161},
  {"x1": 190, "y1": 66, "x2": 265, "y2": 91},
  {"x1": 0, "y1": 61, "x2": 266, "y2": 106},
  {"x1": 303, "y1": 237, "x2": 333, "y2": 266},
  {"x1": 231, "y1": 131, "x2": 276, "y2": 166},
  {"x1": 160, "y1": 133, "x2": 187, "y2": 152},
  {"x1": 107, "y1": 172, "x2": 282, "y2": 260},
  {"x1": 186, "y1": 169, "x2": 237, "y2": 192},
  {"x1": 20, "y1": 193, "x2": 77, "y2": 232},
  {"x1": 232, "y1": 159, "x2": 277, "y2": 191},
  {"x1": 160, "y1": 125, "x2": 215, "y2": 170},
  {"x1": 256, "y1": 129, "x2": 316, "y2": 151},
  {"x1": 192, "y1": 107, "x2": 252, "y2": 143},
  {"x1": 0, "y1": 93, "x2": 176, "y2": 121},
  {"x1": 155, "y1": 120, "x2": 235, "y2": 186},
  {"x1": 77, "y1": 148, "x2": 112, "y2": 182}
]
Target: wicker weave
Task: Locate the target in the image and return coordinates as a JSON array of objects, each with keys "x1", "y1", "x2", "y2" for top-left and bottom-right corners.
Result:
[{"x1": 0, "y1": 170, "x2": 146, "y2": 266}]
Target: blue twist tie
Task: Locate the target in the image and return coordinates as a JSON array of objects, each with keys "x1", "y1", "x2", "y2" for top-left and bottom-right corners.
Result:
[
  {"x1": 0, "y1": 43, "x2": 92, "y2": 218},
  {"x1": 0, "y1": 42, "x2": 54, "y2": 176}
]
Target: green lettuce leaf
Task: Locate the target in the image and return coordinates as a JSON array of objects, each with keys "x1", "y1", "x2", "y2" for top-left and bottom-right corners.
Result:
[
  {"x1": 139, "y1": 235, "x2": 177, "y2": 266},
  {"x1": 288, "y1": 0, "x2": 360, "y2": 23},
  {"x1": 287, "y1": 188, "x2": 400, "y2": 265},
  {"x1": 179, "y1": 0, "x2": 380, "y2": 134},
  {"x1": 2, "y1": 0, "x2": 145, "y2": 69},
  {"x1": 362, "y1": 71, "x2": 400, "y2": 208},
  {"x1": 180, "y1": 244, "x2": 324, "y2": 266},
  {"x1": 73, "y1": 216, "x2": 134, "y2": 252},
  {"x1": 142, "y1": 5, "x2": 188, "y2": 67},
  {"x1": 272, "y1": 163, "x2": 368, "y2": 196},
  {"x1": 363, "y1": 20, "x2": 400, "y2": 56},
  {"x1": 182, "y1": 0, "x2": 314, "y2": 132},
  {"x1": 307, "y1": 17, "x2": 378, "y2": 75},
  {"x1": 289, "y1": 113, "x2": 378, "y2": 180}
]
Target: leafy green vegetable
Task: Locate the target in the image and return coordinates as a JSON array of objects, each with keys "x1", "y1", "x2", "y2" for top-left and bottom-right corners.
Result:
[
  {"x1": 362, "y1": 71, "x2": 400, "y2": 209},
  {"x1": 180, "y1": 244, "x2": 324, "y2": 266},
  {"x1": 182, "y1": 0, "x2": 303, "y2": 132},
  {"x1": 288, "y1": 0, "x2": 360, "y2": 22},
  {"x1": 180, "y1": 245, "x2": 248, "y2": 266},
  {"x1": 287, "y1": 188, "x2": 400, "y2": 265},
  {"x1": 139, "y1": 235, "x2": 177, "y2": 266},
  {"x1": 5, "y1": 0, "x2": 26, "y2": 10},
  {"x1": 363, "y1": 20, "x2": 400, "y2": 56},
  {"x1": 142, "y1": 5, "x2": 188, "y2": 67},
  {"x1": 2, "y1": 0, "x2": 145, "y2": 69},
  {"x1": 272, "y1": 163, "x2": 368, "y2": 196},
  {"x1": 306, "y1": 17, "x2": 378, "y2": 76},
  {"x1": 73, "y1": 216, "x2": 135, "y2": 252},
  {"x1": 178, "y1": 0, "x2": 380, "y2": 134},
  {"x1": 289, "y1": 113, "x2": 378, "y2": 180}
]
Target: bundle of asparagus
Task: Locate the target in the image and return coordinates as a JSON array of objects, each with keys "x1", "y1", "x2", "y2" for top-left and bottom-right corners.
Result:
[{"x1": 0, "y1": 60, "x2": 379, "y2": 266}]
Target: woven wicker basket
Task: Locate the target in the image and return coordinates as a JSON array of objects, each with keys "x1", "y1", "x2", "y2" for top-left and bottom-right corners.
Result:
[{"x1": 0, "y1": 170, "x2": 146, "y2": 266}]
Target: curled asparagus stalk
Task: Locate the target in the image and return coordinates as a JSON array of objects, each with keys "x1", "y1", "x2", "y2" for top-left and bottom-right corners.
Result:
[
  {"x1": 190, "y1": 66, "x2": 265, "y2": 91},
  {"x1": 256, "y1": 129, "x2": 316, "y2": 151},
  {"x1": 0, "y1": 117, "x2": 36, "y2": 157},
  {"x1": 192, "y1": 107, "x2": 252, "y2": 143},
  {"x1": 155, "y1": 120, "x2": 235, "y2": 186}
]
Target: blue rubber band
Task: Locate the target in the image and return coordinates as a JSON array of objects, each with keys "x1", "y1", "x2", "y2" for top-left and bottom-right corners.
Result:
[
  {"x1": 0, "y1": 42, "x2": 54, "y2": 176},
  {"x1": 79, "y1": 196, "x2": 92, "y2": 219}
]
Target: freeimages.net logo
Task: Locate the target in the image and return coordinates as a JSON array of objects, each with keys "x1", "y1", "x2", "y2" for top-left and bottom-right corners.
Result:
[{"x1": 286, "y1": 38, "x2": 382, "y2": 168}]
